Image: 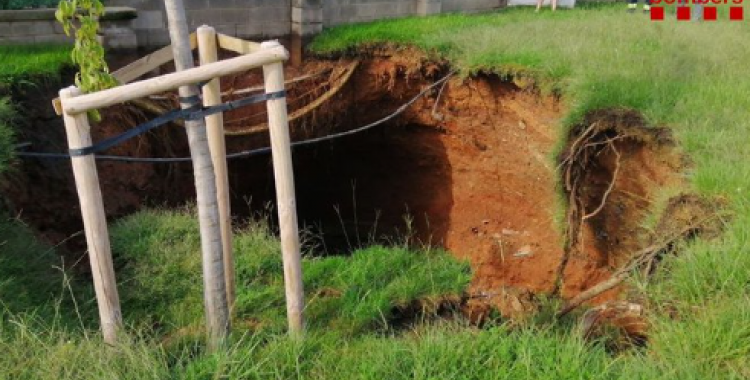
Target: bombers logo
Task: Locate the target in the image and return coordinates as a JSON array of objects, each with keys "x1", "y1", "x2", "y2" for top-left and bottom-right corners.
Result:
[{"x1": 649, "y1": 1, "x2": 745, "y2": 20}]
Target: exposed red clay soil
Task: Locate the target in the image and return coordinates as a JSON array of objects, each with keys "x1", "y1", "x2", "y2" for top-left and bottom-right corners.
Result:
[
  {"x1": 218, "y1": 52, "x2": 572, "y2": 311},
  {"x1": 3, "y1": 49, "x2": 713, "y2": 319},
  {"x1": 215, "y1": 52, "x2": 704, "y2": 317}
]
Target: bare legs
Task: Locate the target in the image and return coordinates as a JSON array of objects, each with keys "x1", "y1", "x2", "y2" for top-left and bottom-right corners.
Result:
[{"x1": 536, "y1": 0, "x2": 558, "y2": 12}]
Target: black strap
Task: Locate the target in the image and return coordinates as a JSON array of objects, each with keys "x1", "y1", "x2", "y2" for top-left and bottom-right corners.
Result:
[
  {"x1": 69, "y1": 106, "x2": 196, "y2": 157},
  {"x1": 18, "y1": 72, "x2": 457, "y2": 164},
  {"x1": 184, "y1": 90, "x2": 286, "y2": 121},
  {"x1": 69, "y1": 90, "x2": 286, "y2": 157},
  {"x1": 178, "y1": 94, "x2": 202, "y2": 105}
]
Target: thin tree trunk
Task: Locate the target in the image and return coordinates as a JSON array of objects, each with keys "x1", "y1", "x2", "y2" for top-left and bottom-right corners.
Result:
[
  {"x1": 163, "y1": 0, "x2": 229, "y2": 350},
  {"x1": 198, "y1": 25, "x2": 235, "y2": 311}
]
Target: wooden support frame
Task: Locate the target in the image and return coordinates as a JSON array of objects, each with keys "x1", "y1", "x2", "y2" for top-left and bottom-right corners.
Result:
[
  {"x1": 198, "y1": 26, "x2": 235, "y2": 310},
  {"x1": 54, "y1": 30, "x2": 305, "y2": 343}
]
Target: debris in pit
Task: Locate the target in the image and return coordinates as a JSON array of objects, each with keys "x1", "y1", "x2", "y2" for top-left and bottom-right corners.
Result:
[
  {"x1": 581, "y1": 301, "x2": 649, "y2": 352},
  {"x1": 514, "y1": 245, "x2": 534, "y2": 258},
  {"x1": 465, "y1": 286, "x2": 538, "y2": 323}
]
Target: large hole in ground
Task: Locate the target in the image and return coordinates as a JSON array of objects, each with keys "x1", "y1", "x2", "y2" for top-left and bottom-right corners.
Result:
[
  {"x1": 4, "y1": 51, "x2": 713, "y2": 320},
  {"x1": 229, "y1": 122, "x2": 452, "y2": 255}
]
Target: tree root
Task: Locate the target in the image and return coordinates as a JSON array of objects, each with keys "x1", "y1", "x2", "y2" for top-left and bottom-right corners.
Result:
[
  {"x1": 583, "y1": 142, "x2": 621, "y2": 221},
  {"x1": 224, "y1": 60, "x2": 360, "y2": 136},
  {"x1": 556, "y1": 217, "x2": 714, "y2": 317}
]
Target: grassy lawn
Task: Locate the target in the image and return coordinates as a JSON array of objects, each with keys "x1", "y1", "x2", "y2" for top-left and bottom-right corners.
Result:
[
  {"x1": 1, "y1": 208, "x2": 477, "y2": 380},
  {"x1": 0, "y1": 0, "x2": 60, "y2": 10},
  {"x1": 311, "y1": 3, "x2": 750, "y2": 378},
  {"x1": 2, "y1": 3, "x2": 750, "y2": 379},
  {"x1": 0, "y1": 45, "x2": 71, "y2": 85},
  {"x1": 110, "y1": 208, "x2": 470, "y2": 336},
  {"x1": 0, "y1": 98, "x2": 15, "y2": 173},
  {"x1": 0, "y1": 44, "x2": 71, "y2": 172},
  {"x1": 0, "y1": 45, "x2": 72, "y2": 283}
]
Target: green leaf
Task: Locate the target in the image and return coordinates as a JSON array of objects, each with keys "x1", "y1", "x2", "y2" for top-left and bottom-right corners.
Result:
[{"x1": 55, "y1": 0, "x2": 115, "y2": 94}]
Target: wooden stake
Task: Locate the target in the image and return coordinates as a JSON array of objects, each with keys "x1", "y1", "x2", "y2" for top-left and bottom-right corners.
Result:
[
  {"x1": 165, "y1": 0, "x2": 229, "y2": 351},
  {"x1": 262, "y1": 41, "x2": 305, "y2": 336},
  {"x1": 59, "y1": 87, "x2": 122, "y2": 344},
  {"x1": 198, "y1": 25, "x2": 235, "y2": 310}
]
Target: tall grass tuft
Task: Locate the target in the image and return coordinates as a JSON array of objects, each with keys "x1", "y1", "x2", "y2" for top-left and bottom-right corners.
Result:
[
  {"x1": 0, "y1": 45, "x2": 71, "y2": 86},
  {"x1": 0, "y1": 98, "x2": 16, "y2": 174},
  {"x1": 111, "y1": 207, "x2": 471, "y2": 336}
]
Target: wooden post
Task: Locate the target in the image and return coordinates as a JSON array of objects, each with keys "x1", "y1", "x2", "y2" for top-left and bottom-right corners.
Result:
[
  {"x1": 165, "y1": 0, "x2": 229, "y2": 351},
  {"x1": 261, "y1": 40, "x2": 305, "y2": 336},
  {"x1": 198, "y1": 25, "x2": 235, "y2": 310},
  {"x1": 59, "y1": 87, "x2": 122, "y2": 344}
]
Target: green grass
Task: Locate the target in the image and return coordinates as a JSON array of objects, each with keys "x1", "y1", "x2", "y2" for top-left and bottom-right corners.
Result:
[
  {"x1": 2, "y1": 4, "x2": 750, "y2": 379},
  {"x1": 1, "y1": 311, "x2": 617, "y2": 380},
  {"x1": 111, "y1": 208, "x2": 470, "y2": 336},
  {"x1": 0, "y1": 98, "x2": 16, "y2": 173},
  {"x1": 0, "y1": 208, "x2": 478, "y2": 379},
  {"x1": 0, "y1": 45, "x2": 71, "y2": 85},
  {"x1": 0, "y1": 45, "x2": 71, "y2": 174},
  {"x1": 309, "y1": 1, "x2": 750, "y2": 301},
  {"x1": 0, "y1": 216, "x2": 64, "y2": 317},
  {"x1": 309, "y1": 3, "x2": 750, "y2": 378},
  {"x1": 0, "y1": 0, "x2": 60, "y2": 10}
]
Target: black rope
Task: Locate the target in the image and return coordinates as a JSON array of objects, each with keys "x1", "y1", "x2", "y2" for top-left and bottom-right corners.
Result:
[
  {"x1": 184, "y1": 90, "x2": 286, "y2": 121},
  {"x1": 68, "y1": 105, "x2": 198, "y2": 157},
  {"x1": 67, "y1": 90, "x2": 286, "y2": 157},
  {"x1": 178, "y1": 94, "x2": 202, "y2": 105},
  {"x1": 17, "y1": 72, "x2": 456, "y2": 164}
]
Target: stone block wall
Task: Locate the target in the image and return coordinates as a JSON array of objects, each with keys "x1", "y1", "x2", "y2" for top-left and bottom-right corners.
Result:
[
  {"x1": 0, "y1": 19, "x2": 69, "y2": 45},
  {"x1": 1, "y1": 0, "x2": 507, "y2": 48},
  {"x1": 108, "y1": 0, "x2": 505, "y2": 47},
  {"x1": 323, "y1": 0, "x2": 416, "y2": 26},
  {"x1": 105, "y1": 0, "x2": 292, "y2": 47},
  {"x1": 323, "y1": 0, "x2": 505, "y2": 26},
  {"x1": 443, "y1": 0, "x2": 507, "y2": 13},
  {"x1": 0, "y1": 7, "x2": 138, "y2": 48}
]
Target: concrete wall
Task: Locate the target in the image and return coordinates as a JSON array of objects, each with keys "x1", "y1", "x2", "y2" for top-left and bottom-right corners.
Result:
[
  {"x1": 323, "y1": 0, "x2": 417, "y2": 26},
  {"x1": 321, "y1": 0, "x2": 506, "y2": 26},
  {"x1": 442, "y1": 0, "x2": 507, "y2": 13},
  {"x1": 507, "y1": 0, "x2": 575, "y2": 9},
  {"x1": 0, "y1": 7, "x2": 138, "y2": 47},
  {"x1": 0, "y1": 16, "x2": 71, "y2": 45},
  {"x1": 110, "y1": 0, "x2": 505, "y2": 47},
  {"x1": 104, "y1": 0, "x2": 292, "y2": 47},
  {"x1": 0, "y1": 0, "x2": 506, "y2": 48}
]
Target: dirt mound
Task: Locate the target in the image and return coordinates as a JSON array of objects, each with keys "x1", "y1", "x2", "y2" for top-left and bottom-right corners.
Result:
[
  {"x1": 581, "y1": 300, "x2": 649, "y2": 352},
  {"x1": 1, "y1": 95, "x2": 177, "y2": 255}
]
